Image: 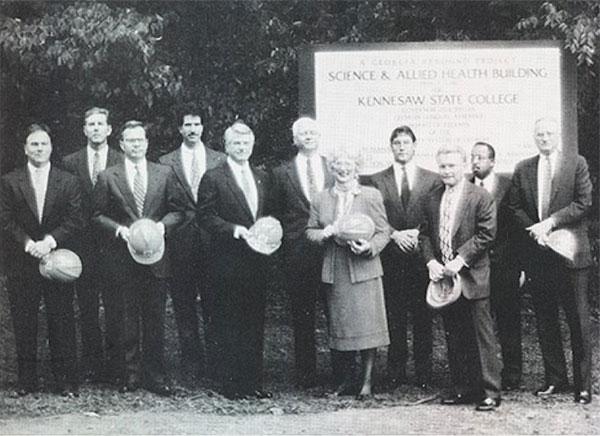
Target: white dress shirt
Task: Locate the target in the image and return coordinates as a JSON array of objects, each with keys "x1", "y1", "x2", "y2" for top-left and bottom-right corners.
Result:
[
  {"x1": 474, "y1": 171, "x2": 497, "y2": 195},
  {"x1": 392, "y1": 161, "x2": 416, "y2": 198},
  {"x1": 180, "y1": 142, "x2": 207, "y2": 189},
  {"x1": 87, "y1": 144, "x2": 109, "y2": 181},
  {"x1": 537, "y1": 151, "x2": 558, "y2": 220},
  {"x1": 124, "y1": 158, "x2": 148, "y2": 196},
  {"x1": 227, "y1": 157, "x2": 258, "y2": 216},
  {"x1": 28, "y1": 161, "x2": 51, "y2": 223},
  {"x1": 295, "y1": 152, "x2": 325, "y2": 201}
]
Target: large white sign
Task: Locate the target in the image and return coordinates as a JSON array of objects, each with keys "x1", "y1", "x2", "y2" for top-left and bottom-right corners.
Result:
[{"x1": 312, "y1": 45, "x2": 564, "y2": 174}]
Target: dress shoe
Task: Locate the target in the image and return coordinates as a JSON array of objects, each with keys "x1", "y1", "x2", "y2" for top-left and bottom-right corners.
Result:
[
  {"x1": 534, "y1": 384, "x2": 566, "y2": 397},
  {"x1": 475, "y1": 397, "x2": 501, "y2": 411},
  {"x1": 441, "y1": 393, "x2": 474, "y2": 405},
  {"x1": 575, "y1": 390, "x2": 592, "y2": 404},
  {"x1": 250, "y1": 389, "x2": 273, "y2": 399},
  {"x1": 145, "y1": 383, "x2": 173, "y2": 397}
]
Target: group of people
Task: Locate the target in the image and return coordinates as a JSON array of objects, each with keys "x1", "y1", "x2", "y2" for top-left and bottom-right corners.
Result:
[{"x1": 0, "y1": 106, "x2": 593, "y2": 411}]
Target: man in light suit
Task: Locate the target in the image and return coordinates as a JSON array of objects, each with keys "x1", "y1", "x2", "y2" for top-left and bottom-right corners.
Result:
[
  {"x1": 197, "y1": 121, "x2": 273, "y2": 400},
  {"x1": 159, "y1": 105, "x2": 225, "y2": 383},
  {"x1": 363, "y1": 126, "x2": 441, "y2": 388},
  {"x1": 508, "y1": 118, "x2": 593, "y2": 404},
  {"x1": 92, "y1": 120, "x2": 184, "y2": 396},
  {"x1": 271, "y1": 117, "x2": 333, "y2": 388},
  {"x1": 0, "y1": 123, "x2": 83, "y2": 397},
  {"x1": 61, "y1": 107, "x2": 122, "y2": 383},
  {"x1": 469, "y1": 142, "x2": 522, "y2": 390},
  {"x1": 420, "y1": 145, "x2": 501, "y2": 411}
]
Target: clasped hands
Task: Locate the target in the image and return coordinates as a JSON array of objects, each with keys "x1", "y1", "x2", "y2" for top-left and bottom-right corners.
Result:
[
  {"x1": 391, "y1": 228, "x2": 419, "y2": 253},
  {"x1": 322, "y1": 223, "x2": 371, "y2": 255},
  {"x1": 427, "y1": 257, "x2": 464, "y2": 282},
  {"x1": 526, "y1": 218, "x2": 554, "y2": 248},
  {"x1": 25, "y1": 235, "x2": 56, "y2": 259}
]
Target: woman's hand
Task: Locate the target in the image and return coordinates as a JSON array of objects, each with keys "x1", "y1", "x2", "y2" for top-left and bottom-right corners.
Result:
[{"x1": 348, "y1": 238, "x2": 371, "y2": 255}]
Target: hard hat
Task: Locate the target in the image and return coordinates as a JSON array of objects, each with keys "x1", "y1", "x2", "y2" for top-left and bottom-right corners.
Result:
[
  {"x1": 39, "y1": 249, "x2": 83, "y2": 283},
  {"x1": 426, "y1": 275, "x2": 462, "y2": 309},
  {"x1": 546, "y1": 228, "x2": 577, "y2": 267},
  {"x1": 334, "y1": 213, "x2": 375, "y2": 245},
  {"x1": 246, "y1": 216, "x2": 283, "y2": 255},
  {"x1": 127, "y1": 218, "x2": 165, "y2": 265}
]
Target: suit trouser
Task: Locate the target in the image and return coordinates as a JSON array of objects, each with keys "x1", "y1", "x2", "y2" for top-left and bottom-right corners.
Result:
[
  {"x1": 7, "y1": 274, "x2": 78, "y2": 388},
  {"x1": 213, "y1": 259, "x2": 267, "y2": 395},
  {"x1": 382, "y1": 260, "x2": 432, "y2": 381},
  {"x1": 105, "y1": 265, "x2": 167, "y2": 386},
  {"x1": 528, "y1": 255, "x2": 591, "y2": 392},
  {"x1": 442, "y1": 295, "x2": 502, "y2": 400},
  {"x1": 489, "y1": 265, "x2": 522, "y2": 384}
]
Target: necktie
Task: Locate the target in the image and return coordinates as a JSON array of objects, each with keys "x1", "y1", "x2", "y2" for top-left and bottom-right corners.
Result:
[
  {"x1": 439, "y1": 189, "x2": 454, "y2": 264},
  {"x1": 133, "y1": 164, "x2": 145, "y2": 217},
  {"x1": 33, "y1": 169, "x2": 45, "y2": 223},
  {"x1": 91, "y1": 151, "x2": 101, "y2": 186},
  {"x1": 400, "y1": 165, "x2": 410, "y2": 209},
  {"x1": 306, "y1": 157, "x2": 318, "y2": 201},
  {"x1": 190, "y1": 150, "x2": 201, "y2": 202},
  {"x1": 540, "y1": 155, "x2": 552, "y2": 220},
  {"x1": 241, "y1": 165, "x2": 257, "y2": 218},
  {"x1": 480, "y1": 180, "x2": 484, "y2": 188}
]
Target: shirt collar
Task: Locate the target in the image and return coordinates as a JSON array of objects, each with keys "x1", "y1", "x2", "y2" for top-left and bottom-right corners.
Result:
[
  {"x1": 181, "y1": 141, "x2": 205, "y2": 155},
  {"x1": 475, "y1": 170, "x2": 495, "y2": 184},
  {"x1": 445, "y1": 178, "x2": 465, "y2": 194},
  {"x1": 87, "y1": 144, "x2": 108, "y2": 156},
  {"x1": 28, "y1": 161, "x2": 51, "y2": 175},
  {"x1": 125, "y1": 157, "x2": 146, "y2": 172},
  {"x1": 227, "y1": 156, "x2": 249, "y2": 172}
]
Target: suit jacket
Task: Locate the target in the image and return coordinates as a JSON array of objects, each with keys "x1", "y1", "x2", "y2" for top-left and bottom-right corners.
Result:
[
  {"x1": 92, "y1": 161, "x2": 185, "y2": 278},
  {"x1": 508, "y1": 153, "x2": 592, "y2": 269},
  {"x1": 420, "y1": 182, "x2": 497, "y2": 300},
  {"x1": 196, "y1": 162, "x2": 272, "y2": 276},
  {"x1": 468, "y1": 173, "x2": 517, "y2": 268},
  {"x1": 271, "y1": 155, "x2": 333, "y2": 268},
  {"x1": 0, "y1": 165, "x2": 84, "y2": 276},
  {"x1": 306, "y1": 185, "x2": 391, "y2": 284},
  {"x1": 362, "y1": 165, "x2": 441, "y2": 263},
  {"x1": 158, "y1": 145, "x2": 226, "y2": 265}
]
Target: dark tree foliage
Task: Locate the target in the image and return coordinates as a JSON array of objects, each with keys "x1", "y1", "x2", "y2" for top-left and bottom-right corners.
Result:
[{"x1": 0, "y1": 1, "x2": 598, "y2": 172}]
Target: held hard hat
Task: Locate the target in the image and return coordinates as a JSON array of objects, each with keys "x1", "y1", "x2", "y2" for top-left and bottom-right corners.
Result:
[
  {"x1": 426, "y1": 274, "x2": 462, "y2": 309},
  {"x1": 546, "y1": 228, "x2": 578, "y2": 267},
  {"x1": 39, "y1": 249, "x2": 83, "y2": 283},
  {"x1": 246, "y1": 216, "x2": 283, "y2": 255},
  {"x1": 127, "y1": 218, "x2": 165, "y2": 265},
  {"x1": 334, "y1": 213, "x2": 376, "y2": 245}
]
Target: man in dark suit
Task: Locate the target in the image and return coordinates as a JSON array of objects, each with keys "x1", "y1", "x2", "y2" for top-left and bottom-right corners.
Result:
[
  {"x1": 271, "y1": 117, "x2": 333, "y2": 388},
  {"x1": 509, "y1": 118, "x2": 593, "y2": 404},
  {"x1": 197, "y1": 121, "x2": 273, "y2": 400},
  {"x1": 469, "y1": 142, "x2": 522, "y2": 390},
  {"x1": 363, "y1": 126, "x2": 440, "y2": 388},
  {"x1": 159, "y1": 105, "x2": 225, "y2": 383},
  {"x1": 420, "y1": 145, "x2": 501, "y2": 411},
  {"x1": 0, "y1": 123, "x2": 83, "y2": 396},
  {"x1": 92, "y1": 120, "x2": 184, "y2": 396},
  {"x1": 61, "y1": 107, "x2": 122, "y2": 383}
]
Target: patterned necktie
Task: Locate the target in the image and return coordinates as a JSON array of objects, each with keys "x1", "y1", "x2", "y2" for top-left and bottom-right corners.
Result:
[
  {"x1": 306, "y1": 157, "x2": 318, "y2": 201},
  {"x1": 133, "y1": 164, "x2": 145, "y2": 217},
  {"x1": 241, "y1": 165, "x2": 257, "y2": 218},
  {"x1": 91, "y1": 151, "x2": 101, "y2": 186},
  {"x1": 540, "y1": 155, "x2": 552, "y2": 220},
  {"x1": 400, "y1": 165, "x2": 410, "y2": 209},
  {"x1": 190, "y1": 150, "x2": 201, "y2": 202},
  {"x1": 439, "y1": 189, "x2": 454, "y2": 264}
]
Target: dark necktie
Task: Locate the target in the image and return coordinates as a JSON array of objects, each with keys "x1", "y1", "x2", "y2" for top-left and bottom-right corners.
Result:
[
  {"x1": 91, "y1": 151, "x2": 101, "y2": 186},
  {"x1": 400, "y1": 165, "x2": 410, "y2": 209}
]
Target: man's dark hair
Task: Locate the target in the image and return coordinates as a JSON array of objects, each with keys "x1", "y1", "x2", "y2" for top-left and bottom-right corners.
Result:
[
  {"x1": 24, "y1": 123, "x2": 51, "y2": 142},
  {"x1": 84, "y1": 107, "x2": 110, "y2": 123},
  {"x1": 390, "y1": 125, "x2": 416, "y2": 143},
  {"x1": 119, "y1": 120, "x2": 145, "y2": 140},
  {"x1": 473, "y1": 141, "x2": 496, "y2": 160},
  {"x1": 175, "y1": 103, "x2": 204, "y2": 126}
]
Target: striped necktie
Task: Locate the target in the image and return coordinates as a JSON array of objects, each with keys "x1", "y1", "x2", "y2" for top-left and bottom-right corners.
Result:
[
  {"x1": 439, "y1": 189, "x2": 454, "y2": 264},
  {"x1": 190, "y1": 150, "x2": 201, "y2": 202},
  {"x1": 306, "y1": 157, "x2": 318, "y2": 201},
  {"x1": 91, "y1": 151, "x2": 101, "y2": 186},
  {"x1": 133, "y1": 164, "x2": 145, "y2": 216}
]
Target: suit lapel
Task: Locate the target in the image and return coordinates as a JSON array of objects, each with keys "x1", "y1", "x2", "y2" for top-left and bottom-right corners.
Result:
[
  {"x1": 255, "y1": 167, "x2": 266, "y2": 218},
  {"x1": 41, "y1": 167, "x2": 61, "y2": 223},
  {"x1": 286, "y1": 160, "x2": 310, "y2": 207},
  {"x1": 77, "y1": 149, "x2": 95, "y2": 194},
  {"x1": 430, "y1": 186, "x2": 443, "y2": 245},
  {"x1": 550, "y1": 153, "x2": 570, "y2": 207},
  {"x1": 452, "y1": 182, "x2": 472, "y2": 238},
  {"x1": 169, "y1": 150, "x2": 195, "y2": 203},
  {"x1": 382, "y1": 166, "x2": 404, "y2": 215},
  {"x1": 18, "y1": 167, "x2": 39, "y2": 222},
  {"x1": 223, "y1": 164, "x2": 255, "y2": 223},
  {"x1": 526, "y1": 156, "x2": 539, "y2": 216},
  {"x1": 143, "y1": 162, "x2": 160, "y2": 216},
  {"x1": 113, "y1": 163, "x2": 139, "y2": 217}
]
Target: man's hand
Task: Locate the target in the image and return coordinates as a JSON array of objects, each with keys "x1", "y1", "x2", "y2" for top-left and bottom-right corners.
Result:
[
  {"x1": 391, "y1": 229, "x2": 419, "y2": 253},
  {"x1": 156, "y1": 222, "x2": 165, "y2": 237},
  {"x1": 526, "y1": 218, "x2": 554, "y2": 247},
  {"x1": 28, "y1": 240, "x2": 52, "y2": 259},
  {"x1": 322, "y1": 224, "x2": 337, "y2": 240},
  {"x1": 234, "y1": 225, "x2": 250, "y2": 240},
  {"x1": 443, "y1": 257, "x2": 465, "y2": 277},
  {"x1": 427, "y1": 259, "x2": 445, "y2": 282},
  {"x1": 349, "y1": 238, "x2": 371, "y2": 255},
  {"x1": 117, "y1": 226, "x2": 130, "y2": 243}
]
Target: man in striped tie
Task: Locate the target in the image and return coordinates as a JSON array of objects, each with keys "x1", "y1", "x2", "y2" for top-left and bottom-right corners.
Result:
[
  {"x1": 92, "y1": 121, "x2": 184, "y2": 396},
  {"x1": 419, "y1": 145, "x2": 501, "y2": 411}
]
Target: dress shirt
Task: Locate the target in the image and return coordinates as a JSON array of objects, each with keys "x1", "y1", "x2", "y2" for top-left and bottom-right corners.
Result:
[
  {"x1": 124, "y1": 158, "x2": 148, "y2": 198},
  {"x1": 87, "y1": 144, "x2": 109, "y2": 181},
  {"x1": 295, "y1": 152, "x2": 325, "y2": 201},
  {"x1": 392, "y1": 161, "x2": 416, "y2": 197},
  {"x1": 537, "y1": 151, "x2": 559, "y2": 221},
  {"x1": 28, "y1": 161, "x2": 51, "y2": 223},
  {"x1": 180, "y1": 142, "x2": 207, "y2": 189},
  {"x1": 227, "y1": 157, "x2": 258, "y2": 216},
  {"x1": 474, "y1": 171, "x2": 497, "y2": 195}
]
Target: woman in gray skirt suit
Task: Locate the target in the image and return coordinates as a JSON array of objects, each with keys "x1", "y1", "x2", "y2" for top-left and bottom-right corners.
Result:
[{"x1": 306, "y1": 152, "x2": 391, "y2": 399}]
